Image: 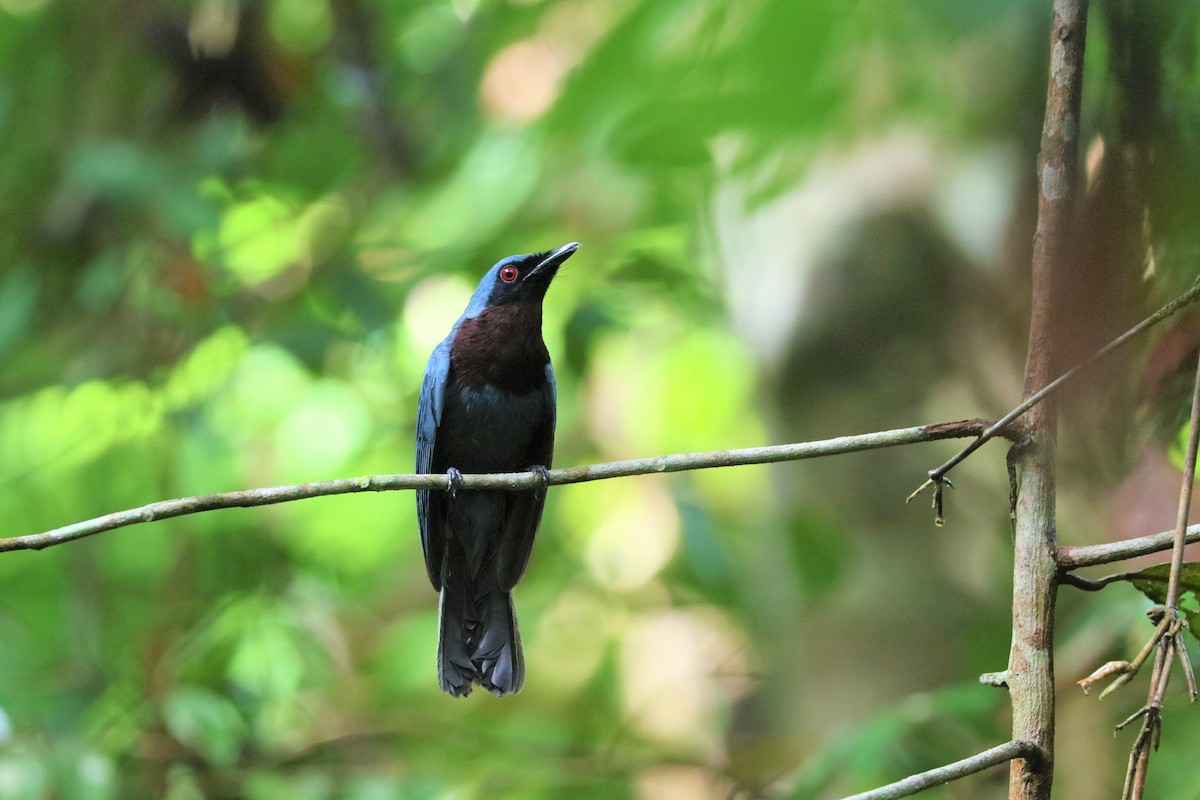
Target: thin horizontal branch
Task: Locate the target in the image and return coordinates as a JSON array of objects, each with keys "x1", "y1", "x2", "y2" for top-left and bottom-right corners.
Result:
[
  {"x1": 841, "y1": 740, "x2": 1042, "y2": 800},
  {"x1": 0, "y1": 419, "x2": 991, "y2": 554},
  {"x1": 1058, "y1": 524, "x2": 1200, "y2": 570}
]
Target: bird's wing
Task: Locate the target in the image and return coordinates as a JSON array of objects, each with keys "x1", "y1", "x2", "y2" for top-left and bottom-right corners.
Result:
[
  {"x1": 416, "y1": 337, "x2": 452, "y2": 590},
  {"x1": 496, "y1": 363, "x2": 556, "y2": 591}
]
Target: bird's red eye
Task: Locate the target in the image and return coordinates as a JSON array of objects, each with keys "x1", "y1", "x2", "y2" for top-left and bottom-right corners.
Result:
[{"x1": 499, "y1": 265, "x2": 519, "y2": 283}]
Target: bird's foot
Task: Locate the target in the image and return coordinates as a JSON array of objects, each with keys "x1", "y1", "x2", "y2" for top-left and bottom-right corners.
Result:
[
  {"x1": 529, "y1": 465, "x2": 550, "y2": 500},
  {"x1": 446, "y1": 467, "x2": 465, "y2": 499}
]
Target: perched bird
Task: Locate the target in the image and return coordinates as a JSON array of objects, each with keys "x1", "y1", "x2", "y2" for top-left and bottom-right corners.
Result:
[{"x1": 415, "y1": 242, "x2": 578, "y2": 696}]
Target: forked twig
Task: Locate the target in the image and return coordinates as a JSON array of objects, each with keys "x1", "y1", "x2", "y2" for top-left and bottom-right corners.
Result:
[
  {"x1": 1119, "y1": 635, "x2": 1173, "y2": 800},
  {"x1": 1077, "y1": 610, "x2": 1173, "y2": 699},
  {"x1": 907, "y1": 279, "x2": 1200, "y2": 522}
]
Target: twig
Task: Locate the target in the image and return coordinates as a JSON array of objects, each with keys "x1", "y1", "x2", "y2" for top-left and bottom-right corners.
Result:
[
  {"x1": 840, "y1": 740, "x2": 1041, "y2": 800},
  {"x1": 907, "y1": 277, "x2": 1200, "y2": 514},
  {"x1": 1119, "y1": 634, "x2": 1172, "y2": 800},
  {"x1": 1057, "y1": 524, "x2": 1200, "y2": 570},
  {"x1": 1076, "y1": 610, "x2": 1172, "y2": 698},
  {"x1": 0, "y1": 419, "x2": 991, "y2": 553},
  {"x1": 1058, "y1": 572, "x2": 1125, "y2": 591},
  {"x1": 1177, "y1": 633, "x2": 1198, "y2": 701},
  {"x1": 1121, "y1": 696, "x2": 1156, "y2": 800},
  {"x1": 1163, "y1": 349, "x2": 1200, "y2": 610}
]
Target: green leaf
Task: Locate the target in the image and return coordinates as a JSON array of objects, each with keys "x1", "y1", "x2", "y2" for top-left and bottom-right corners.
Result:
[{"x1": 1120, "y1": 562, "x2": 1200, "y2": 641}]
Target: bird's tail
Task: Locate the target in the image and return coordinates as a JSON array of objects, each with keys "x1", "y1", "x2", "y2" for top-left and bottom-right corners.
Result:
[
  {"x1": 436, "y1": 563, "x2": 478, "y2": 697},
  {"x1": 437, "y1": 551, "x2": 524, "y2": 697},
  {"x1": 474, "y1": 590, "x2": 524, "y2": 695}
]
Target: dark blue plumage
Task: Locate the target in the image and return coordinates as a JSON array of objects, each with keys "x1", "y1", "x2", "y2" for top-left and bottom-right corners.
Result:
[{"x1": 416, "y1": 242, "x2": 578, "y2": 696}]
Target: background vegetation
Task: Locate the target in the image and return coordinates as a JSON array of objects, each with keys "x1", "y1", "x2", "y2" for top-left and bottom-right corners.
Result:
[{"x1": 1, "y1": 0, "x2": 1199, "y2": 797}]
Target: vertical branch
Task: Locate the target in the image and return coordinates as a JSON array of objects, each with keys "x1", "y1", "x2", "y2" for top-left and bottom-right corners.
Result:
[
  {"x1": 1008, "y1": 437, "x2": 1059, "y2": 800},
  {"x1": 1009, "y1": 2, "x2": 1088, "y2": 799},
  {"x1": 1165, "y1": 350, "x2": 1200, "y2": 611}
]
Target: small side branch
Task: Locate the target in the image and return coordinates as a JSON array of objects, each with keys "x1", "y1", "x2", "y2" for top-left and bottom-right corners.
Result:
[
  {"x1": 0, "y1": 419, "x2": 989, "y2": 554},
  {"x1": 1058, "y1": 525, "x2": 1200, "y2": 570},
  {"x1": 841, "y1": 740, "x2": 1042, "y2": 800}
]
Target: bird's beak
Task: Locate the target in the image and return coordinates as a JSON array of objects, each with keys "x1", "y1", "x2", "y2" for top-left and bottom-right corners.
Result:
[{"x1": 524, "y1": 242, "x2": 579, "y2": 283}]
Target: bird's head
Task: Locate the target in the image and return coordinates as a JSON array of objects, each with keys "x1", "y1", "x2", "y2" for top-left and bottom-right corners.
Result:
[{"x1": 463, "y1": 242, "x2": 579, "y2": 317}]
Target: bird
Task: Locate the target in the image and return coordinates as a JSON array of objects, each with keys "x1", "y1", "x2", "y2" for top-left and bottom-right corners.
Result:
[{"x1": 415, "y1": 242, "x2": 578, "y2": 696}]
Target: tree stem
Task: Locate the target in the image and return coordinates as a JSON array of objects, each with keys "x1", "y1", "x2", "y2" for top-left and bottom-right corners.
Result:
[{"x1": 1008, "y1": 2, "x2": 1088, "y2": 798}]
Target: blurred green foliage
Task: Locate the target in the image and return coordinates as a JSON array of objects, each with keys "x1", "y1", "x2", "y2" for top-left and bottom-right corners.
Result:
[{"x1": 1, "y1": 0, "x2": 1199, "y2": 798}]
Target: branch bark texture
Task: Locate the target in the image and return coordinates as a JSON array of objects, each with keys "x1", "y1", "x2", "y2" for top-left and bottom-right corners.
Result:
[{"x1": 1008, "y1": 2, "x2": 1088, "y2": 799}]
